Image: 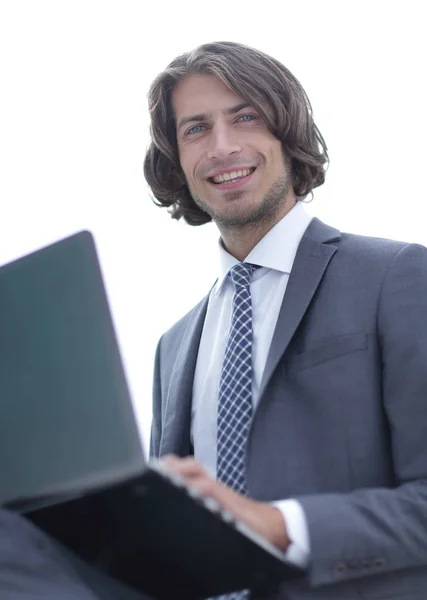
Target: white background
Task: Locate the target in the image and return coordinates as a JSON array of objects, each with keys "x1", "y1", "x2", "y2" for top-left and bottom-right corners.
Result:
[{"x1": 0, "y1": 1, "x2": 426, "y2": 447}]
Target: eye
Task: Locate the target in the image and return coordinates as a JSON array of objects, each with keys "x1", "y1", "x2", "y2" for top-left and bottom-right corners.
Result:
[
  {"x1": 237, "y1": 114, "x2": 257, "y2": 123},
  {"x1": 186, "y1": 124, "x2": 206, "y2": 135}
]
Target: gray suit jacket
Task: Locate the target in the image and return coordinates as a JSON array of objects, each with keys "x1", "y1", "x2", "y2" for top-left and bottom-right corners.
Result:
[{"x1": 151, "y1": 218, "x2": 427, "y2": 599}]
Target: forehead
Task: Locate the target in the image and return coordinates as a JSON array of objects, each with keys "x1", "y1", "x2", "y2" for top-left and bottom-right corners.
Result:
[{"x1": 172, "y1": 74, "x2": 244, "y2": 120}]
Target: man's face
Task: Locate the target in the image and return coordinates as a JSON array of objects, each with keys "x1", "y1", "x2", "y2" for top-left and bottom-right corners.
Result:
[{"x1": 172, "y1": 74, "x2": 293, "y2": 228}]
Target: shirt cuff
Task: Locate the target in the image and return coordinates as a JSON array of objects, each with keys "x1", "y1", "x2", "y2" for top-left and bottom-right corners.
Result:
[{"x1": 272, "y1": 499, "x2": 310, "y2": 568}]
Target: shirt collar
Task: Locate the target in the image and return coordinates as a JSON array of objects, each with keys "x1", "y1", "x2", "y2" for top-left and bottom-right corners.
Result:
[{"x1": 214, "y1": 201, "x2": 313, "y2": 296}]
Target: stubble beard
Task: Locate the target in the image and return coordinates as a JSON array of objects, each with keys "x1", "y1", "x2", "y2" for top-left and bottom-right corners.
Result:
[{"x1": 190, "y1": 162, "x2": 293, "y2": 231}]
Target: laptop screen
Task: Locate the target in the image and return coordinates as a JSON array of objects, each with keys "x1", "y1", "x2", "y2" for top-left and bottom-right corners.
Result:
[{"x1": 0, "y1": 231, "x2": 145, "y2": 508}]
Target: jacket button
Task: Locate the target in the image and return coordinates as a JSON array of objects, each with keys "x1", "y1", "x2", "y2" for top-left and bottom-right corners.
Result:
[{"x1": 373, "y1": 557, "x2": 385, "y2": 568}]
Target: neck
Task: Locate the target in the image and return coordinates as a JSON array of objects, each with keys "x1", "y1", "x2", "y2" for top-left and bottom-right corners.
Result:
[{"x1": 219, "y1": 196, "x2": 297, "y2": 262}]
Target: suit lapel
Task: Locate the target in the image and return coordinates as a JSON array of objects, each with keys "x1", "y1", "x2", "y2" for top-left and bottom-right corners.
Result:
[
  {"x1": 159, "y1": 296, "x2": 209, "y2": 456},
  {"x1": 258, "y1": 218, "x2": 341, "y2": 399}
]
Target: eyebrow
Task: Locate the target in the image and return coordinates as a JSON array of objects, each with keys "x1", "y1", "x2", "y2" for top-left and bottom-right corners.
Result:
[{"x1": 176, "y1": 102, "x2": 251, "y2": 133}]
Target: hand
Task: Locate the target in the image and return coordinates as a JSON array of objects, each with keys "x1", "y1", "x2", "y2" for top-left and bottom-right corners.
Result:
[{"x1": 159, "y1": 455, "x2": 290, "y2": 551}]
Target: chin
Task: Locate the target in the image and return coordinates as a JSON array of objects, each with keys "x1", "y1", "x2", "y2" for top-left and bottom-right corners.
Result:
[{"x1": 214, "y1": 206, "x2": 261, "y2": 228}]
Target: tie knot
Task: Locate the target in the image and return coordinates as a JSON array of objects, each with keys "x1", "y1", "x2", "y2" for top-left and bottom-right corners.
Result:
[{"x1": 229, "y1": 263, "x2": 259, "y2": 288}]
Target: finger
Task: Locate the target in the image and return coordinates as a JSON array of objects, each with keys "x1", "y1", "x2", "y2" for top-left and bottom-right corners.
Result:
[
  {"x1": 160, "y1": 455, "x2": 208, "y2": 478},
  {"x1": 185, "y1": 473, "x2": 242, "y2": 510},
  {"x1": 159, "y1": 456, "x2": 246, "y2": 515}
]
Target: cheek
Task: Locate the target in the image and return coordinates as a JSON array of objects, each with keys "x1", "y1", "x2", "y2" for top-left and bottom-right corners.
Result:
[
  {"x1": 269, "y1": 151, "x2": 286, "y2": 176},
  {"x1": 177, "y1": 146, "x2": 190, "y2": 176},
  {"x1": 179, "y1": 155, "x2": 199, "y2": 185}
]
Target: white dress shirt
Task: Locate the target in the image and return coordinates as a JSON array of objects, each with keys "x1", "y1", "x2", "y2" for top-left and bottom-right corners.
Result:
[{"x1": 191, "y1": 201, "x2": 312, "y2": 567}]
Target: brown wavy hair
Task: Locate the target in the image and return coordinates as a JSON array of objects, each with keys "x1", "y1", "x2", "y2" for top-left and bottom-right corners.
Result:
[{"x1": 143, "y1": 41, "x2": 329, "y2": 226}]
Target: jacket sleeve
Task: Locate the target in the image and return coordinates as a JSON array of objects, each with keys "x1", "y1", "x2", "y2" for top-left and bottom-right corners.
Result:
[{"x1": 296, "y1": 243, "x2": 427, "y2": 587}]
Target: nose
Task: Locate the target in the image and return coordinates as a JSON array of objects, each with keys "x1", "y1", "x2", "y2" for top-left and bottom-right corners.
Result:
[{"x1": 206, "y1": 123, "x2": 242, "y2": 160}]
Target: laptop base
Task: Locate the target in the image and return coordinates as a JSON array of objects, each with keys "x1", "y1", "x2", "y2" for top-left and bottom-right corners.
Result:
[{"x1": 22, "y1": 469, "x2": 299, "y2": 599}]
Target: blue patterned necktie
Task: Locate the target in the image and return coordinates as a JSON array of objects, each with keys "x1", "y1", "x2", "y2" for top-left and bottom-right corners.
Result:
[{"x1": 216, "y1": 262, "x2": 259, "y2": 600}]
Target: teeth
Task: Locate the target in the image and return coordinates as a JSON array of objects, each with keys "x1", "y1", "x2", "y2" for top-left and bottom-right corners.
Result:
[{"x1": 212, "y1": 168, "x2": 253, "y2": 184}]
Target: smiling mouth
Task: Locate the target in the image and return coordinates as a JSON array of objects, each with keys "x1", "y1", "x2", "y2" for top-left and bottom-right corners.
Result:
[{"x1": 208, "y1": 167, "x2": 256, "y2": 185}]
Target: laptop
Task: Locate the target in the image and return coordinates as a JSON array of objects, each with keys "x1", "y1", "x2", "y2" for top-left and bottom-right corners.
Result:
[{"x1": 0, "y1": 231, "x2": 300, "y2": 599}]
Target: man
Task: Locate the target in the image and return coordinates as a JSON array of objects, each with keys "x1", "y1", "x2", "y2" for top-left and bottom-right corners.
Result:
[{"x1": 144, "y1": 41, "x2": 427, "y2": 599}]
